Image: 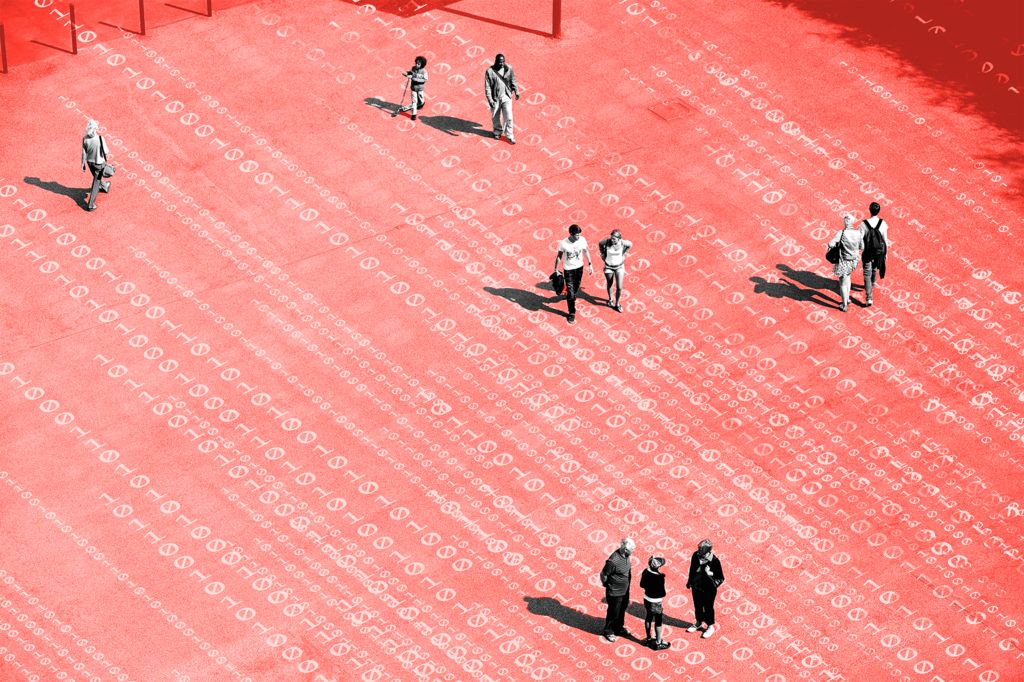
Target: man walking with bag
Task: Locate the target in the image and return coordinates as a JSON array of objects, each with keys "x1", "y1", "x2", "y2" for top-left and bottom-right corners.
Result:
[
  {"x1": 81, "y1": 119, "x2": 112, "y2": 212},
  {"x1": 484, "y1": 53, "x2": 519, "y2": 144},
  {"x1": 553, "y1": 224, "x2": 594, "y2": 324},
  {"x1": 861, "y1": 202, "x2": 890, "y2": 307}
]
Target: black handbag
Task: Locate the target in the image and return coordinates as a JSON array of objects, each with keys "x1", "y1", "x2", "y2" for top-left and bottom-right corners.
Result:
[
  {"x1": 99, "y1": 136, "x2": 116, "y2": 177},
  {"x1": 825, "y1": 232, "x2": 844, "y2": 264},
  {"x1": 549, "y1": 271, "x2": 565, "y2": 295}
]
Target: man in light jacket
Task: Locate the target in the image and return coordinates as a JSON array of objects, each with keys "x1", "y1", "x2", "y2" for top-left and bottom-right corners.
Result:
[{"x1": 484, "y1": 53, "x2": 519, "y2": 144}]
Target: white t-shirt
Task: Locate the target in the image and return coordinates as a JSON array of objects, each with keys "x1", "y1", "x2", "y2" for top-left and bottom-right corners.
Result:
[
  {"x1": 558, "y1": 237, "x2": 588, "y2": 271},
  {"x1": 602, "y1": 239, "x2": 632, "y2": 267}
]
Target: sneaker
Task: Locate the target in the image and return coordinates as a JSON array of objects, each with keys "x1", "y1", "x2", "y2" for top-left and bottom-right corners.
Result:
[
  {"x1": 614, "y1": 304, "x2": 622, "y2": 312},
  {"x1": 86, "y1": 205, "x2": 97, "y2": 212},
  {"x1": 100, "y1": 182, "x2": 111, "y2": 193},
  {"x1": 603, "y1": 633, "x2": 616, "y2": 643},
  {"x1": 866, "y1": 297, "x2": 873, "y2": 307},
  {"x1": 567, "y1": 315, "x2": 575, "y2": 324},
  {"x1": 493, "y1": 132, "x2": 501, "y2": 139},
  {"x1": 411, "y1": 114, "x2": 417, "y2": 120},
  {"x1": 656, "y1": 640, "x2": 671, "y2": 650},
  {"x1": 509, "y1": 139, "x2": 516, "y2": 145},
  {"x1": 701, "y1": 624, "x2": 715, "y2": 639},
  {"x1": 615, "y1": 630, "x2": 631, "y2": 638},
  {"x1": 686, "y1": 625, "x2": 699, "y2": 633}
]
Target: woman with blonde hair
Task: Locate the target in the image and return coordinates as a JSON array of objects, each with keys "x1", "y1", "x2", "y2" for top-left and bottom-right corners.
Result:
[
  {"x1": 827, "y1": 214, "x2": 864, "y2": 311},
  {"x1": 81, "y1": 119, "x2": 111, "y2": 211}
]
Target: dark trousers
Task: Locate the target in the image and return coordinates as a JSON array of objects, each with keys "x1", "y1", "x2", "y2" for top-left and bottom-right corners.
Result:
[
  {"x1": 863, "y1": 261, "x2": 878, "y2": 301},
  {"x1": 86, "y1": 162, "x2": 106, "y2": 209},
  {"x1": 604, "y1": 593, "x2": 629, "y2": 636},
  {"x1": 692, "y1": 587, "x2": 717, "y2": 626},
  {"x1": 564, "y1": 267, "x2": 583, "y2": 316}
]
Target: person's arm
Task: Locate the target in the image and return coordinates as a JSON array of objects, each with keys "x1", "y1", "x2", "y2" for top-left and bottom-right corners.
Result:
[
  {"x1": 554, "y1": 247, "x2": 564, "y2": 272},
  {"x1": 584, "y1": 244, "x2": 593, "y2": 273},
  {"x1": 685, "y1": 554, "x2": 697, "y2": 589},
  {"x1": 599, "y1": 559, "x2": 613, "y2": 587},
  {"x1": 509, "y1": 65, "x2": 520, "y2": 99},
  {"x1": 81, "y1": 142, "x2": 87, "y2": 171},
  {"x1": 827, "y1": 229, "x2": 843, "y2": 247},
  {"x1": 484, "y1": 71, "x2": 494, "y2": 108},
  {"x1": 621, "y1": 240, "x2": 632, "y2": 257},
  {"x1": 880, "y1": 221, "x2": 891, "y2": 248},
  {"x1": 712, "y1": 557, "x2": 724, "y2": 588}
]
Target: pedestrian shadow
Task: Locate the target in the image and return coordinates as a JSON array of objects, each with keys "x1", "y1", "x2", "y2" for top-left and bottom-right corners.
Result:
[
  {"x1": 626, "y1": 601, "x2": 696, "y2": 630},
  {"x1": 484, "y1": 285, "x2": 567, "y2": 319},
  {"x1": 751, "y1": 264, "x2": 843, "y2": 309},
  {"x1": 365, "y1": 97, "x2": 403, "y2": 116},
  {"x1": 523, "y1": 597, "x2": 604, "y2": 635},
  {"x1": 24, "y1": 176, "x2": 89, "y2": 209},
  {"x1": 418, "y1": 115, "x2": 492, "y2": 138}
]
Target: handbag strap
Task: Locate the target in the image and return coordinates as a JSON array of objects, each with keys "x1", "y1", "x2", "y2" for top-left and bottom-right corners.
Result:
[{"x1": 99, "y1": 136, "x2": 107, "y2": 163}]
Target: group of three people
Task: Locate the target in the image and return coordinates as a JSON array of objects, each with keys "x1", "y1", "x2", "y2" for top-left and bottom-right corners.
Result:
[{"x1": 600, "y1": 538, "x2": 725, "y2": 650}]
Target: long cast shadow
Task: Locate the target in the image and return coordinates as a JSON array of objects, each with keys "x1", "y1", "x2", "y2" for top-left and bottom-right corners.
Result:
[
  {"x1": 25, "y1": 176, "x2": 89, "y2": 209},
  {"x1": 626, "y1": 601, "x2": 695, "y2": 631},
  {"x1": 365, "y1": 97, "x2": 403, "y2": 116},
  {"x1": 419, "y1": 115, "x2": 492, "y2": 138},
  {"x1": 485, "y1": 285, "x2": 566, "y2": 319},
  {"x1": 523, "y1": 597, "x2": 604, "y2": 635},
  {"x1": 338, "y1": 1, "x2": 555, "y2": 36}
]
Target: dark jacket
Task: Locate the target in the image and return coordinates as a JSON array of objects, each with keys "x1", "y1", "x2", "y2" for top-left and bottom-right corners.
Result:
[
  {"x1": 600, "y1": 549, "x2": 632, "y2": 597},
  {"x1": 686, "y1": 552, "x2": 724, "y2": 592},
  {"x1": 639, "y1": 568, "x2": 666, "y2": 599}
]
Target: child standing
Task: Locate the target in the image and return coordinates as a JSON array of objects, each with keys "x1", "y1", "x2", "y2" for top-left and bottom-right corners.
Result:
[
  {"x1": 397, "y1": 56, "x2": 428, "y2": 120},
  {"x1": 640, "y1": 556, "x2": 671, "y2": 650}
]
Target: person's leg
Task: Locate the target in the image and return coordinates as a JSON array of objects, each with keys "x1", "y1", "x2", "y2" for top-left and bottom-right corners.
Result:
[
  {"x1": 689, "y1": 589, "x2": 703, "y2": 631},
  {"x1": 644, "y1": 602, "x2": 653, "y2": 641},
  {"x1": 613, "y1": 593, "x2": 628, "y2": 634},
  {"x1": 502, "y1": 100, "x2": 515, "y2": 142},
  {"x1": 603, "y1": 595, "x2": 617, "y2": 638},
  {"x1": 839, "y1": 273, "x2": 852, "y2": 309},
  {"x1": 604, "y1": 269, "x2": 614, "y2": 305},
  {"x1": 863, "y1": 261, "x2": 875, "y2": 305},
  {"x1": 565, "y1": 268, "x2": 581, "y2": 320},
  {"x1": 491, "y1": 103, "x2": 503, "y2": 138},
  {"x1": 701, "y1": 590, "x2": 717, "y2": 638},
  {"x1": 654, "y1": 612, "x2": 668, "y2": 648},
  {"x1": 613, "y1": 267, "x2": 624, "y2": 309},
  {"x1": 86, "y1": 164, "x2": 103, "y2": 209}
]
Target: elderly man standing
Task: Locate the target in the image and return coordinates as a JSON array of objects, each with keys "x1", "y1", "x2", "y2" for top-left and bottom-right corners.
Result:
[
  {"x1": 599, "y1": 537, "x2": 635, "y2": 642},
  {"x1": 484, "y1": 53, "x2": 519, "y2": 144}
]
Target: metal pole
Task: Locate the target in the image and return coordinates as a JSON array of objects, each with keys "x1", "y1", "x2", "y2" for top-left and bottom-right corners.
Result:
[
  {"x1": 139, "y1": 0, "x2": 146, "y2": 34},
  {"x1": 206, "y1": 0, "x2": 212, "y2": 17},
  {"x1": 0, "y1": 24, "x2": 8, "y2": 74},
  {"x1": 552, "y1": 0, "x2": 561, "y2": 38},
  {"x1": 70, "y1": 3, "x2": 78, "y2": 54}
]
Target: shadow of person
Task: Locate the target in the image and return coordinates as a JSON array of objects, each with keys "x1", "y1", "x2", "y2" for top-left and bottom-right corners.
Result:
[
  {"x1": 777, "y1": 264, "x2": 838, "y2": 294},
  {"x1": 626, "y1": 600, "x2": 695, "y2": 631},
  {"x1": 523, "y1": 596, "x2": 604, "y2": 635},
  {"x1": 751, "y1": 276, "x2": 840, "y2": 309},
  {"x1": 418, "y1": 115, "x2": 492, "y2": 138},
  {"x1": 365, "y1": 97, "x2": 403, "y2": 116},
  {"x1": 24, "y1": 176, "x2": 89, "y2": 209},
  {"x1": 484, "y1": 286, "x2": 567, "y2": 319}
]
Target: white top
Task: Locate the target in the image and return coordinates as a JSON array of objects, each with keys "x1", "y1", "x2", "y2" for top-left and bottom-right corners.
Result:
[
  {"x1": 603, "y1": 239, "x2": 632, "y2": 267},
  {"x1": 558, "y1": 237, "x2": 589, "y2": 271}
]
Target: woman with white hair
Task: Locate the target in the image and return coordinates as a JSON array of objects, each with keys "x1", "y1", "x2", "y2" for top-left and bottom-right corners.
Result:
[
  {"x1": 686, "y1": 538, "x2": 724, "y2": 639},
  {"x1": 826, "y1": 214, "x2": 864, "y2": 311},
  {"x1": 81, "y1": 120, "x2": 111, "y2": 211}
]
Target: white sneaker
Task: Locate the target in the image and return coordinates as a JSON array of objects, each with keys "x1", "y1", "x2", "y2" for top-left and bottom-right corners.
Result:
[
  {"x1": 701, "y1": 624, "x2": 715, "y2": 639},
  {"x1": 686, "y1": 625, "x2": 699, "y2": 633}
]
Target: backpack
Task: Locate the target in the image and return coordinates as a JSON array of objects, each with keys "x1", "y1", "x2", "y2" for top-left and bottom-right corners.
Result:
[{"x1": 862, "y1": 219, "x2": 886, "y2": 259}]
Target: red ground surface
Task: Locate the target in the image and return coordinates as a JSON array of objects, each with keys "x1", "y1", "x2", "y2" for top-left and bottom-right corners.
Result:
[{"x1": 1, "y1": 1, "x2": 1023, "y2": 680}]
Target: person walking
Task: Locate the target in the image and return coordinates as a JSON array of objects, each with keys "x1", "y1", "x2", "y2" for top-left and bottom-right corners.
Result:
[
  {"x1": 827, "y1": 214, "x2": 864, "y2": 311},
  {"x1": 397, "y1": 56, "x2": 428, "y2": 120},
  {"x1": 484, "y1": 53, "x2": 519, "y2": 144},
  {"x1": 553, "y1": 224, "x2": 594, "y2": 325},
  {"x1": 599, "y1": 537, "x2": 634, "y2": 642},
  {"x1": 640, "y1": 556, "x2": 671, "y2": 650},
  {"x1": 598, "y1": 229, "x2": 632, "y2": 312},
  {"x1": 861, "y1": 202, "x2": 890, "y2": 307},
  {"x1": 81, "y1": 120, "x2": 111, "y2": 212},
  {"x1": 686, "y1": 538, "x2": 724, "y2": 639}
]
